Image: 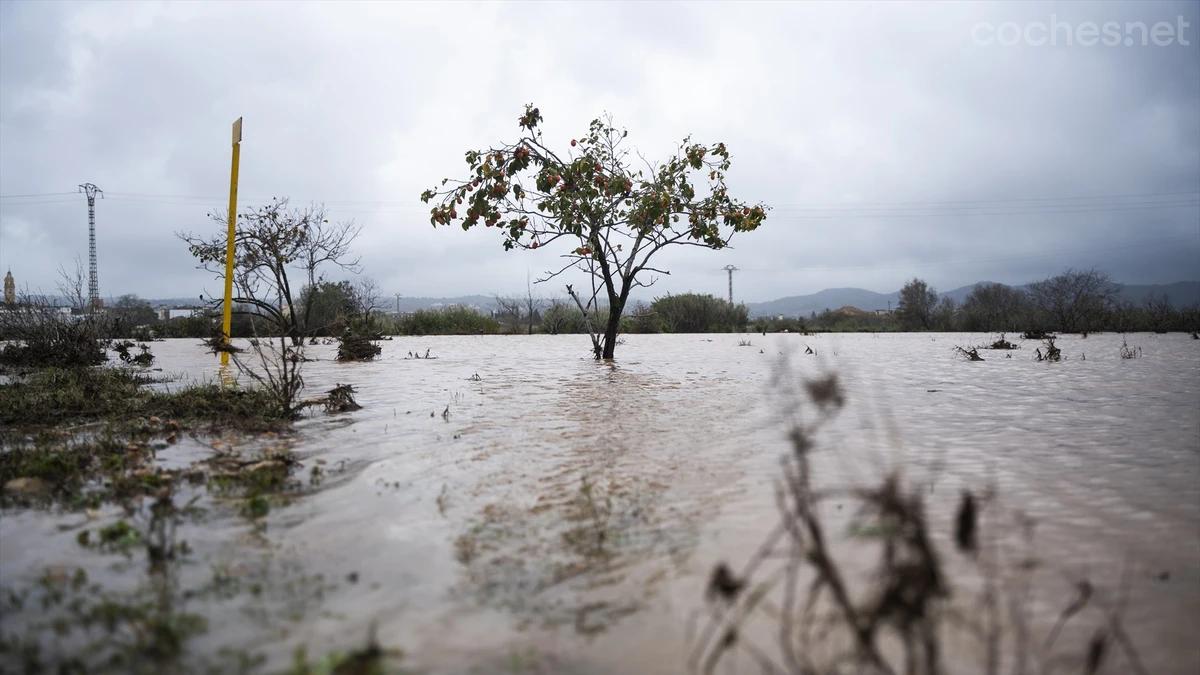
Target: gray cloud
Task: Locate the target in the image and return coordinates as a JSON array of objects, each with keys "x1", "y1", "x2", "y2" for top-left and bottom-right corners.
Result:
[{"x1": 1, "y1": 0, "x2": 1196, "y2": 303}]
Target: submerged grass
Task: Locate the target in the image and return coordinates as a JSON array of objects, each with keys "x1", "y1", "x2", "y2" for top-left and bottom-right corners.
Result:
[
  {"x1": 0, "y1": 366, "x2": 298, "y2": 508},
  {"x1": 0, "y1": 366, "x2": 287, "y2": 429}
]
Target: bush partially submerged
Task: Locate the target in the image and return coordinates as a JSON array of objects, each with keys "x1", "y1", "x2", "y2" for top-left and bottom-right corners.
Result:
[
  {"x1": 0, "y1": 302, "x2": 110, "y2": 368},
  {"x1": 1120, "y1": 337, "x2": 1141, "y2": 360},
  {"x1": 982, "y1": 333, "x2": 1018, "y2": 350},
  {"x1": 336, "y1": 332, "x2": 381, "y2": 362},
  {"x1": 320, "y1": 383, "x2": 362, "y2": 413},
  {"x1": 1035, "y1": 337, "x2": 1062, "y2": 362},
  {"x1": 201, "y1": 331, "x2": 243, "y2": 354},
  {"x1": 230, "y1": 338, "x2": 305, "y2": 419},
  {"x1": 955, "y1": 345, "x2": 985, "y2": 361},
  {"x1": 112, "y1": 340, "x2": 155, "y2": 366}
]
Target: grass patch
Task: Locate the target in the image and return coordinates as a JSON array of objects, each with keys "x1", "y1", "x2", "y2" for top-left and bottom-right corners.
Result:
[{"x1": 0, "y1": 367, "x2": 287, "y2": 429}]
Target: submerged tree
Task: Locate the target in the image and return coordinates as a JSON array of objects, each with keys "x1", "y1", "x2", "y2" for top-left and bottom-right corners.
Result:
[{"x1": 420, "y1": 104, "x2": 768, "y2": 358}]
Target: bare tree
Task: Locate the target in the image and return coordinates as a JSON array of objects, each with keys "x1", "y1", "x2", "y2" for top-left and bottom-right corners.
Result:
[
  {"x1": 493, "y1": 295, "x2": 524, "y2": 333},
  {"x1": 57, "y1": 257, "x2": 88, "y2": 312},
  {"x1": 298, "y1": 205, "x2": 363, "y2": 287},
  {"x1": 179, "y1": 198, "x2": 361, "y2": 344},
  {"x1": 540, "y1": 299, "x2": 579, "y2": 335},
  {"x1": 1027, "y1": 268, "x2": 1117, "y2": 333},
  {"x1": 351, "y1": 277, "x2": 381, "y2": 326},
  {"x1": 525, "y1": 275, "x2": 544, "y2": 335}
]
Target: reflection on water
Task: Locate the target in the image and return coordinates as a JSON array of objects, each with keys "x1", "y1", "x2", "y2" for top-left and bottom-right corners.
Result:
[{"x1": 1, "y1": 332, "x2": 1197, "y2": 673}]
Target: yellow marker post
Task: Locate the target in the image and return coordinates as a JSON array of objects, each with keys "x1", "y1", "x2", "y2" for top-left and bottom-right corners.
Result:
[{"x1": 220, "y1": 117, "x2": 243, "y2": 366}]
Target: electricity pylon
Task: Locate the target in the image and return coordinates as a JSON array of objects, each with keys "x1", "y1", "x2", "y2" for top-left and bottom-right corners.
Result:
[
  {"x1": 722, "y1": 264, "x2": 739, "y2": 304},
  {"x1": 78, "y1": 183, "x2": 103, "y2": 311}
]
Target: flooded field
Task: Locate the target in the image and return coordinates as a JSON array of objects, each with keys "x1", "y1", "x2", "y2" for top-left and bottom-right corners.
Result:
[{"x1": 2, "y1": 332, "x2": 1198, "y2": 673}]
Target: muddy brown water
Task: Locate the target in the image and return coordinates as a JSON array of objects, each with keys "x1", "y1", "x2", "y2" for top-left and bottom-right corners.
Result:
[{"x1": 1, "y1": 332, "x2": 1197, "y2": 673}]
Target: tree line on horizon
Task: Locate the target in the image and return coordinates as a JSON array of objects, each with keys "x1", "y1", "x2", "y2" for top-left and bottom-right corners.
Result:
[{"x1": 85, "y1": 266, "x2": 1198, "y2": 340}]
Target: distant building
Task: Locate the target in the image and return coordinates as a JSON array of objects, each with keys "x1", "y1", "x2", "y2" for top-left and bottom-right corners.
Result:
[
  {"x1": 158, "y1": 307, "x2": 203, "y2": 320},
  {"x1": 3, "y1": 270, "x2": 13, "y2": 304}
]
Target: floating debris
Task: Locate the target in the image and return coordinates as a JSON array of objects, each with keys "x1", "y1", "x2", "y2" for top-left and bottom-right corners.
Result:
[
  {"x1": 1035, "y1": 337, "x2": 1062, "y2": 362},
  {"x1": 1120, "y1": 338, "x2": 1142, "y2": 360},
  {"x1": 954, "y1": 345, "x2": 984, "y2": 361},
  {"x1": 982, "y1": 334, "x2": 1018, "y2": 350}
]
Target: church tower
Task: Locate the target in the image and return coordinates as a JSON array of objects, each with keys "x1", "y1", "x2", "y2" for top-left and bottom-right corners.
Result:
[{"x1": 3, "y1": 270, "x2": 14, "y2": 305}]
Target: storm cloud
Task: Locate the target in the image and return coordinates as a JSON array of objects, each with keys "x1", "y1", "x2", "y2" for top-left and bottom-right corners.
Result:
[{"x1": 1, "y1": 0, "x2": 1197, "y2": 303}]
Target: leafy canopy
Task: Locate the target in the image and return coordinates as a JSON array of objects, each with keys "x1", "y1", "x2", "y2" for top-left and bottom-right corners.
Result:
[{"x1": 420, "y1": 104, "x2": 767, "y2": 288}]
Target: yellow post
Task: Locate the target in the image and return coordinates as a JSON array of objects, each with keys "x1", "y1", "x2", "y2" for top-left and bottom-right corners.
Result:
[{"x1": 220, "y1": 117, "x2": 243, "y2": 366}]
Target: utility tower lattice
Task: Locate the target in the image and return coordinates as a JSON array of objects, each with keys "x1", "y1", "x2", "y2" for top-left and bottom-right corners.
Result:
[
  {"x1": 722, "y1": 265, "x2": 739, "y2": 304},
  {"x1": 78, "y1": 183, "x2": 103, "y2": 310}
]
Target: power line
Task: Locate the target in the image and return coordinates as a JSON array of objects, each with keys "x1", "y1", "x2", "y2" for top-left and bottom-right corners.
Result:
[
  {"x1": 0, "y1": 192, "x2": 78, "y2": 199},
  {"x1": 780, "y1": 234, "x2": 1200, "y2": 274},
  {"x1": 10, "y1": 196, "x2": 1191, "y2": 220},
  {"x1": 768, "y1": 201, "x2": 1199, "y2": 219},
  {"x1": 4, "y1": 188, "x2": 1196, "y2": 209},
  {"x1": 768, "y1": 189, "x2": 1200, "y2": 209}
]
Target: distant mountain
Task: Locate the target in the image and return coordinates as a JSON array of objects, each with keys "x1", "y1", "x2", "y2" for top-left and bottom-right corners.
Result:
[{"x1": 745, "y1": 281, "x2": 1200, "y2": 318}]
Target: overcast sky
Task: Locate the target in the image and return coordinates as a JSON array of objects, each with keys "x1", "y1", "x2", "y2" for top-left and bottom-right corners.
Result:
[{"x1": 1, "y1": 0, "x2": 1197, "y2": 303}]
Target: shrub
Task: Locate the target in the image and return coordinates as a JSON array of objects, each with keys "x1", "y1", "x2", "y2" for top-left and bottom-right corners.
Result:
[
  {"x1": 336, "y1": 333, "x2": 381, "y2": 361},
  {"x1": 0, "y1": 301, "x2": 110, "y2": 368},
  {"x1": 398, "y1": 306, "x2": 500, "y2": 335}
]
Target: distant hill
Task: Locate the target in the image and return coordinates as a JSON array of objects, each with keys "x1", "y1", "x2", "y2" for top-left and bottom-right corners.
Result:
[
  {"x1": 384, "y1": 295, "x2": 498, "y2": 313},
  {"x1": 747, "y1": 287, "x2": 900, "y2": 318}
]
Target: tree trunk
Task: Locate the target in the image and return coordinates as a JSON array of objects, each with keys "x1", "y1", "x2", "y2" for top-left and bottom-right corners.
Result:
[{"x1": 600, "y1": 297, "x2": 625, "y2": 359}]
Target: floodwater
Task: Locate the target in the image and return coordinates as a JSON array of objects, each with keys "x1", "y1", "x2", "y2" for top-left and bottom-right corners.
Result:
[{"x1": 2, "y1": 332, "x2": 1198, "y2": 673}]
